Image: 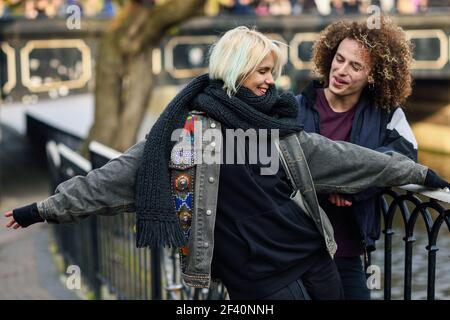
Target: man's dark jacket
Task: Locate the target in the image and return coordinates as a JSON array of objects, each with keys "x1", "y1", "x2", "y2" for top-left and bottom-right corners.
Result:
[{"x1": 296, "y1": 81, "x2": 418, "y2": 251}]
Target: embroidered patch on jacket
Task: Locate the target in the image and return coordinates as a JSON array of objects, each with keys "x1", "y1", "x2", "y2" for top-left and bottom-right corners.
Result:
[
  {"x1": 169, "y1": 114, "x2": 201, "y2": 273},
  {"x1": 175, "y1": 193, "x2": 193, "y2": 211},
  {"x1": 174, "y1": 174, "x2": 190, "y2": 191}
]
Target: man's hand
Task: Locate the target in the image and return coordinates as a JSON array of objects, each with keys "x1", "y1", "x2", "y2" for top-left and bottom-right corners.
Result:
[
  {"x1": 328, "y1": 194, "x2": 353, "y2": 207},
  {"x1": 4, "y1": 211, "x2": 22, "y2": 229}
]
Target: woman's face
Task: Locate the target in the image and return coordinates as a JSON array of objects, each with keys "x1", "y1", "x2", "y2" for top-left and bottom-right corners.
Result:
[{"x1": 242, "y1": 52, "x2": 275, "y2": 96}]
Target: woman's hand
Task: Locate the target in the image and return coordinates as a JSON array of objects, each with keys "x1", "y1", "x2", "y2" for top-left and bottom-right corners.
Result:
[
  {"x1": 424, "y1": 169, "x2": 450, "y2": 190},
  {"x1": 328, "y1": 194, "x2": 353, "y2": 207},
  {"x1": 4, "y1": 203, "x2": 44, "y2": 228},
  {"x1": 4, "y1": 211, "x2": 22, "y2": 229}
]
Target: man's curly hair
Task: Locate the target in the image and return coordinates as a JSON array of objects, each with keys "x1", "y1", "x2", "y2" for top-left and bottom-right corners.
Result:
[{"x1": 312, "y1": 17, "x2": 413, "y2": 109}]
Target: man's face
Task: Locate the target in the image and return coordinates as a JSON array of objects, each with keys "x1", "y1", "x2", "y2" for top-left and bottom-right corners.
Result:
[
  {"x1": 242, "y1": 52, "x2": 275, "y2": 96},
  {"x1": 328, "y1": 38, "x2": 372, "y2": 97}
]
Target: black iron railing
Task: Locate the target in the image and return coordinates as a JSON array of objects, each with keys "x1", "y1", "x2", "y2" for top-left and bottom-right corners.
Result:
[
  {"x1": 370, "y1": 185, "x2": 450, "y2": 300},
  {"x1": 46, "y1": 141, "x2": 450, "y2": 300}
]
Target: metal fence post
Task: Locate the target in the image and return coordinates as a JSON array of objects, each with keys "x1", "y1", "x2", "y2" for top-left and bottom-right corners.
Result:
[
  {"x1": 89, "y1": 215, "x2": 102, "y2": 299},
  {"x1": 151, "y1": 248, "x2": 162, "y2": 300}
]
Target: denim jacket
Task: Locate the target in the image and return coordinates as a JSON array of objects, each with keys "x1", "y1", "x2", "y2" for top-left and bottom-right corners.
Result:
[{"x1": 37, "y1": 111, "x2": 428, "y2": 288}]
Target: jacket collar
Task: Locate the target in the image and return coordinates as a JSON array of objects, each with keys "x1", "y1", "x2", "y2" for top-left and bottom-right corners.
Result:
[
  {"x1": 301, "y1": 80, "x2": 373, "y2": 113},
  {"x1": 301, "y1": 80, "x2": 323, "y2": 109}
]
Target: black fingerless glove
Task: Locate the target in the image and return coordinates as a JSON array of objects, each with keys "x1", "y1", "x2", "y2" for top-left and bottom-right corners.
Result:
[
  {"x1": 12, "y1": 203, "x2": 45, "y2": 228},
  {"x1": 424, "y1": 169, "x2": 450, "y2": 189}
]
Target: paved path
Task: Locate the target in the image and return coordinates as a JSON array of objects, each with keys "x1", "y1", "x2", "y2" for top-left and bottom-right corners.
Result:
[{"x1": 0, "y1": 124, "x2": 79, "y2": 299}]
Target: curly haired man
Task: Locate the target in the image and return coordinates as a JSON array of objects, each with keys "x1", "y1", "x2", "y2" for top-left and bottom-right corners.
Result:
[{"x1": 296, "y1": 17, "x2": 418, "y2": 299}]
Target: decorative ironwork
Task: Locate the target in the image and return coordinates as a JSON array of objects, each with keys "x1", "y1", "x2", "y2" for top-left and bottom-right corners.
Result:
[
  {"x1": 20, "y1": 39, "x2": 92, "y2": 93},
  {"x1": 406, "y1": 29, "x2": 448, "y2": 70},
  {"x1": 371, "y1": 186, "x2": 450, "y2": 300},
  {"x1": 1, "y1": 43, "x2": 17, "y2": 95},
  {"x1": 289, "y1": 32, "x2": 319, "y2": 70},
  {"x1": 164, "y1": 36, "x2": 217, "y2": 79}
]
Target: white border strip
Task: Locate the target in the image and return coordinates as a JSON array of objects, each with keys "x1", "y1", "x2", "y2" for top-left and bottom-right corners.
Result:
[
  {"x1": 89, "y1": 141, "x2": 122, "y2": 160},
  {"x1": 46, "y1": 140, "x2": 61, "y2": 168},
  {"x1": 399, "y1": 184, "x2": 450, "y2": 204},
  {"x1": 57, "y1": 143, "x2": 92, "y2": 173}
]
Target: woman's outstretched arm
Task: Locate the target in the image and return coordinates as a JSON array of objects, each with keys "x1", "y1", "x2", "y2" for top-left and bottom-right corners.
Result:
[{"x1": 4, "y1": 140, "x2": 146, "y2": 228}]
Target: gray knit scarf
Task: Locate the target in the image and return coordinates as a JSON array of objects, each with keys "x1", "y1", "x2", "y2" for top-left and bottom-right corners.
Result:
[{"x1": 135, "y1": 74, "x2": 303, "y2": 249}]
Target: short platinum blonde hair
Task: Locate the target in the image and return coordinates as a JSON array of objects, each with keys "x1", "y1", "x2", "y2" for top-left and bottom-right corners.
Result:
[{"x1": 208, "y1": 26, "x2": 285, "y2": 96}]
